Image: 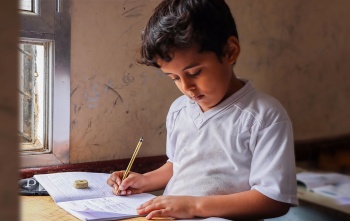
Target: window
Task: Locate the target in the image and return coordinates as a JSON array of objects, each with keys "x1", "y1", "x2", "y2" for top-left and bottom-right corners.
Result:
[
  {"x1": 18, "y1": 41, "x2": 49, "y2": 151},
  {"x1": 19, "y1": 0, "x2": 71, "y2": 167}
]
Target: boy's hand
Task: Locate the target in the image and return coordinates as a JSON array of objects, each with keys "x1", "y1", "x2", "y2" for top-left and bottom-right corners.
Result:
[
  {"x1": 107, "y1": 171, "x2": 145, "y2": 195},
  {"x1": 136, "y1": 195, "x2": 198, "y2": 219}
]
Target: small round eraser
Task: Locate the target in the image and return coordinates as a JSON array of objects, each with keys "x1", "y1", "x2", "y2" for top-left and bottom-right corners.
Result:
[{"x1": 74, "y1": 180, "x2": 88, "y2": 189}]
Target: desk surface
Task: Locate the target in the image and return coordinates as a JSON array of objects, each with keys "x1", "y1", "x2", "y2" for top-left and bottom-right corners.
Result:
[
  {"x1": 21, "y1": 190, "x2": 350, "y2": 221},
  {"x1": 20, "y1": 195, "x2": 172, "y2": 221},
  {"x1": 21, "y1": 196, "x2": 76, "y2": 221},
  {"x1": 297, "y1": 186, "x2": 350, "y2": 215}
]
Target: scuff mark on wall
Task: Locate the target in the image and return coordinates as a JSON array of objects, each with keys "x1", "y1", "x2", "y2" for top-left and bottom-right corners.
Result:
[
  {"x1": 71, "y1": 119, "x2": 77, "y2": 128},
  {"x1": 70, "y1": 84, "x2": 80, "y2": 97},
  {"x1": 122, "y1": 72, "x2": 135, "y2": 85},
  {"x1": 104, "y1": 84, "x2": 124, "y2": 107},
  {"x1": 122, "y1": 5, "x2": 144, "y2": 17},
  {"x1": 140, "y1": 72, "x2": 148, "y2": 86},
  {"x1": 81, "y1": 75, "x2": 102, "y2": 109},
  {"x1": 156, "y1": 123, "x2": 166, "y2": 136},
  {"x1": 122, "y1": 0, "x2": 146, "y2": 18},
  {"x1": 88, "y1": 117, "x2": 92, "y2": 129},
  {"x1": 120, "y1": 19, "x2": 144, "y2": 37},
  {"x1": 119, "y1": 0, "x2": 147, "y2": 37},
  {"x1": 73, "y1": 103, "x2": 83, "y2": 114},
  {"x1": 134, "y1": 111, "x2": 142, "y2": 124}
]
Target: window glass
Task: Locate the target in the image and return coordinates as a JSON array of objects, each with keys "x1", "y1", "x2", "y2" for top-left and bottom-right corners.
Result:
[
  {"x1": 18, "y1": 41, "x2": 49, "y2": 151},
  {"x1": 19, "y1": 0, "x2": 33, "y2": 12}
]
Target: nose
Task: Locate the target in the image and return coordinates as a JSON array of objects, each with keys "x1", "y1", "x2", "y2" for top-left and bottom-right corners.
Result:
[{"x1": 181, "y1": 77, "x2": 195, "y2": 92}]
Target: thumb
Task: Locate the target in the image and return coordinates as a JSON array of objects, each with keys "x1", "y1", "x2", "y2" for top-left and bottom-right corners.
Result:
[
  {"x1": 118, "y1": 175, "x2": 134, "y2": 190},
  {"x1": 119, "y1": 174, "x2": 143, "y2": 195}
]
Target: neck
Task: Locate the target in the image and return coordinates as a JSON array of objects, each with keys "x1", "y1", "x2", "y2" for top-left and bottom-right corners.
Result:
[{"x1": 224, "y1": 75, "x2": 244, "y2": 100}]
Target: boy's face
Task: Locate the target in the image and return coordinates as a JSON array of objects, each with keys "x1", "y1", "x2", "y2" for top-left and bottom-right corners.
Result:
[{"x1": 158, "y1": 45, "x2": 238, "y2": 112}]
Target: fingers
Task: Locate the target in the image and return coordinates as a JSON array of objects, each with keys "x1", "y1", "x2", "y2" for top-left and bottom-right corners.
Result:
[
  {"x1": 107, "y1": 171, "x2": 124, "y2": 195},
  {"x1": 137, "y1": 199, "x2": 171, "y2": 220},
  {"x1": 114, "y1": 172, "x2": 123, "y2": 186},
  {"x1": 137, "y1": 196, "x2": 195, "y2": 220},
  {"x1": 107, "y1": 171, "x2": 123, "y2": 187},
  {"x1": 137, "y1": 198, "x2": 163, "y2": 219},
  {"x1": 118, "y1": 175, "x2": 134, "y2": 191},
  {"x1": 112, "y1": 188, "x2": 132, "y2": 196},
  {"x1": 146, "y1": 209, "x2": 169, "y2": 220},
  {"x1": 137, "y1": 197, "x2": 165, "y2": 216},
  {"x1": 107, "y1": 171, "x2": 144, "y2": 196},
  {"x1": 137, "y1": 199, "x2": 153, "y2": 214}
]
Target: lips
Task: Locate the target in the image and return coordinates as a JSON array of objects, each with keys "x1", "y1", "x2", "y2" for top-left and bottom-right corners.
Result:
[{"x1": 191, "y1": 95, "x2": 204, "y2": 101}]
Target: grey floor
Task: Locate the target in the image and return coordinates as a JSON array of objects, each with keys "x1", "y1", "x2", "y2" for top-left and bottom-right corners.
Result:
[{"x1": 266, "y1": 205, "x2": 345, "y2": 221}]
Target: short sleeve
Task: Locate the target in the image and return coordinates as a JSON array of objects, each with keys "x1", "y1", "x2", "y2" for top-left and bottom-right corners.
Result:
[
  {"x1": 166, "y1": 113, "x2": 175, "y2": 162},
  {"x1": 249, "y1": 120, "x2": 298, "y2": 205},
  {"x1": 165, "y1": 95, "x2": 187, "y2": 162}
]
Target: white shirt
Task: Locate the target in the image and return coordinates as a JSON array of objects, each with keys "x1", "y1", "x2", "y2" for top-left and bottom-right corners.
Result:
[{"x1": 164, "y1": 80, "x2": 298, "y2": 206}]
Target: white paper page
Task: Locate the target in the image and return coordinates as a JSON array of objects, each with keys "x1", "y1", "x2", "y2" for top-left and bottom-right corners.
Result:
[
  {"x1": 337, "y1": 198, "x2": 350, "y2": 205},
  {"x1": 297, "y1": 172, "x2": 350, "y2": 189},
  {"x1": 34, "y1": 172, "x2": 113, "y2": 202},
  {"x1": 311, "y1": 182, "x2": 350, "y2": 205},
  {"x1": 58, "y1": 208, "x2": 137, "y2": 221},
  {"x1": 57, "y1": 193, "x2": 156, "y2": 221}
]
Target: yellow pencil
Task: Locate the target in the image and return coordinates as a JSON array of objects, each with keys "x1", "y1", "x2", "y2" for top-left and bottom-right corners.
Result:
[{"x1": 117, "y1": 136, "x2": 143, "y2": 193}]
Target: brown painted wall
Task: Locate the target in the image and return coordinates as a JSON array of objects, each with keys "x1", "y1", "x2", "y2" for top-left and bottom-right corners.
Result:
[
  {"x1": 231, "y1": 0, "x2": 350, "y2": 140},
  {"x1": 70, "y1": 0, "x2": 350, "y2": 164},
  {"x1": 70, "y1": 0, "x2": 180, "y2": 163}
]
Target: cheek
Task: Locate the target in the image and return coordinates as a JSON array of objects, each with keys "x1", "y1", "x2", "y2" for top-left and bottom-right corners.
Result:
[
  {"x1": 174, "y1": 81, "x2": 186, "y2": 94},
  {"x1": 200, "y1": 74, "x2": 221, "y2": 90},
  {"x1": 202, "y1": 75, "x2": 229, "y2": 94}
]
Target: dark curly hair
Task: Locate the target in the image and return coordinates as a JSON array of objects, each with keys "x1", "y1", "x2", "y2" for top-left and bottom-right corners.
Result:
[{"x1": 139, "y1": 0, "x2": 239, "y2": 68}]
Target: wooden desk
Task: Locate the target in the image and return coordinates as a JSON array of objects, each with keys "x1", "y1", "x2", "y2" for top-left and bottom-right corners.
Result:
[
  {"x1": 21, "y1": 189, "x2": 350, "y2": 221},
  {"x1": 20, "y1": 196, "x2": 171, "y2": 221},
  {"x1": 21, "y1": 196, "x2": 76, "y2": 221}
]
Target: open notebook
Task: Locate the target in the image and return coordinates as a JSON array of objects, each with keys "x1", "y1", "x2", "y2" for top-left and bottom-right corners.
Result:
[
  {"x1": 34, "y1": 172, "x2": 232, "y2": 221},
  {"x1": 297, "y1": 171, "x2": 350, "y2": 205},
  {"x1": 34, "y1": 172, "x2": 156, "y2": 221}
]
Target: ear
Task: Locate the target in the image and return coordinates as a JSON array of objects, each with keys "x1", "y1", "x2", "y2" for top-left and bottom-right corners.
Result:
[{"x1": 224, "y1": 36, "x2": 240, "y2": 65}]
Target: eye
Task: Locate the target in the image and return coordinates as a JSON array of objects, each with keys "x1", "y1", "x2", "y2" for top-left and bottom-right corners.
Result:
[
  {"x1": 170, "y1": 76, "x2": 180, "y2": 81},
  {"x1": 189, "y1": 70, "x2": 201, "y2": 78}
]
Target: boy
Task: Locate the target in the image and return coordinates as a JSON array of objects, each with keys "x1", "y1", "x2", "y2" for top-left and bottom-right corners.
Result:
[{"x1": 107, "y1": 0, "x2": 298, "y2": 220}]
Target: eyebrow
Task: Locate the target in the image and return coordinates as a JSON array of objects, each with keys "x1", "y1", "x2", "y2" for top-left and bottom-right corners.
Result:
[{"x1": 163, "y1": 62, "x2": 200, "y2": 75}]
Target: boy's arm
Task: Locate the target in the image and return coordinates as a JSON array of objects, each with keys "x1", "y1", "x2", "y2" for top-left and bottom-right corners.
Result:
[
  {"x1": 138, "y1": 189, "x2": 290, "y2": 220},
  {"x1": 194, "y1": 190, "x2": 290, "y2": 220},
  {"x1": 142, "y1": 161, "x2": 173, "y2": 192}
]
